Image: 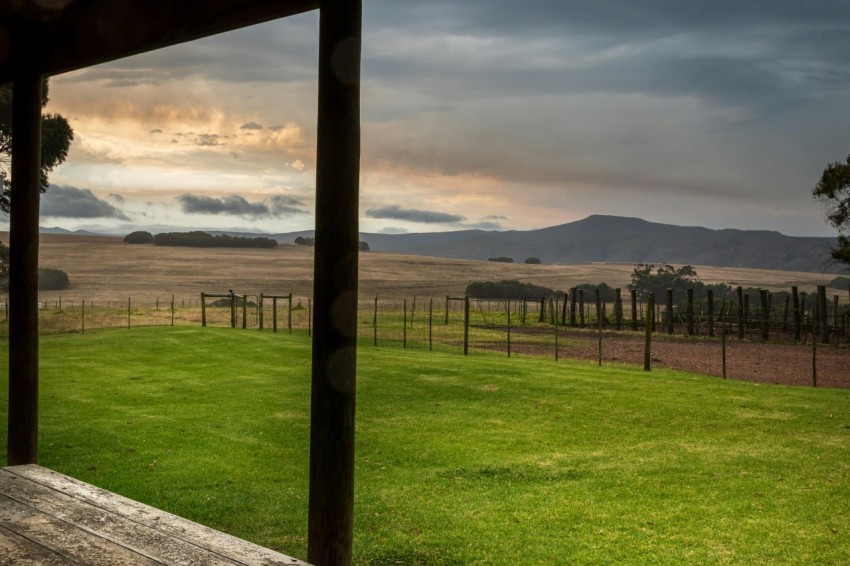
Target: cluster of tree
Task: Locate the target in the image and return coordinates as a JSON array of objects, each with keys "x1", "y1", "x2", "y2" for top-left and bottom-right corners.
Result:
[
  {"x1": 488, "y1": 256, "x2": 513, "y2": 263},
  {"x1": 813, "y1": 154, "x2": 850, "y2": 266},
  {"x1": 524, "y1": 256, "x2": 542, "y2": 264},
  {"x1": 829, "y1": 276, "x2": 850, "y2": 289},
  {"x1": 38, "y1": 267, "x2": 70, "y2": 291},
  {"x1": 572, "y1": 282, "x2": 617, "y2": 302},
  {"x1": 123, "y1": 231, "x2": 154, "y2": 244},
  {"x1": 466, "y1": 279, "x2": 563, "y2": 299},
  {"x1": 0, "y1": 79, "x2": 74, "y2": 212},
  {"x1": 152, "y1": 231, "x2": 278, "y2": 248}
]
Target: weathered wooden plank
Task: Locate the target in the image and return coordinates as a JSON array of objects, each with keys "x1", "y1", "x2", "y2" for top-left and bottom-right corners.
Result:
[
  {"x1": 0, "y1": 524, "x2": 79, "y2": 566},
  {"x1": 5, "y1": 465, "x2": 308, "y2": 566},
  {"x1": 0, "y1": 493, "x2": 161, "y2": 565}
]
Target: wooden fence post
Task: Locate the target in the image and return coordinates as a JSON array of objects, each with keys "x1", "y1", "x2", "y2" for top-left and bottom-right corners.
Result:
[
  {"x1": 201, "y1": 293, "x2": 207, "y2": 327},
  {"x1": 570, "y1": 288, "x2": 577, "y2": 327},
  {"x1": 666, "y1": 288, "x2": 674, "y2": 335},
  {"x1": 373, "y1": 296, "x2": 378, "y2": 346},
  {"x1": 631, "y1": 289, "x2": 638, "y2": 331},
  {"x1": 259, "y1": 293, "x2": 264, "y2": 331},
  {"x1": 832, "y1": 295, "x2": 839, "y2": 346},
  {"x1": 736, "y1": 286, "x2": 744, "y2": 339},
  {"x1": 792, "y1": 286, "x2": 800, "y2": 341},
  {"x1": 506, "y1": 300, "x2": 512, "y2": 357},
  {"x1": 686, "y1": 288, "x2": 694, "y2": 336},
  {"x1": 743, "y1": 292, "x2": 750, "y2": 334},
  {"x1": 127, "y1": 297, "x2": 131, "y2": 329},
  {"x1": 242, "y1": 295, "x2": 247, "y2": 330},
  {"x1": 171, "y1": 294, "x2": 175, "y2": 327},
  {"x1": 760, "y1": 289, "x2": 769, "y2": 341},
  {"x1": 81, "y1": 300, "x2": 85, "y2": 335},
  {"x1": 403, "y1": 298, "x2": 407, "y2": 348},
  {"x1": 615, "y1": 288, "x2": 622, "y2": 330},
  {"x1": 554, "y1": 318, "x2": 559, "y2": 361},
  {"x1": 273, "y1": 297, "x2": 278, "y2": 333},
  {"x1": 230, "y1": 293, "x2": 236, "y2": 328},
  {"x1": 561, "y1": 293, "x2": 568, "y2": 326},
  {"x1": 288, "y1": 293, "x2": 293, "y2": 335},
  {"x1": 817, "y1": 285, "x2": 828, "y2": 344},
  {"x1": 644, "y1": 293, "x2": 654, "y2": 372},
  {"x1": 429, "y1": 298, "x2": 433, "y2": 351},
  {"x1": 538, "y1": 297, "x2": 545, "y2": 323},
  {"x1": 463, "y1": 296, "x2": 470, "y2": 356},
  {"x1": 445, "y1": 295, "x2": 449, "y2": 326},
  {"x1": 707, "y1": 289, "x2": 714, "y2": 337}
]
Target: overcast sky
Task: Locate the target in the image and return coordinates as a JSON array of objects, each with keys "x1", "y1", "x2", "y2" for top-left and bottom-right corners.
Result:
[{"x1": 14, "y1": 1, "x2": 850, "y2": 237}]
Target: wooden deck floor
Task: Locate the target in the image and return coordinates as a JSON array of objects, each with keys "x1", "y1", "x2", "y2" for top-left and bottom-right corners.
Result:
[{"x1": 0, "y1": 465, "x2": 309, "y2": 565}]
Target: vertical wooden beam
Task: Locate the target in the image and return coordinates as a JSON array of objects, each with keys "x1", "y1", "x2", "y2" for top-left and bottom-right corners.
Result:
[
  {"x1": 7, "y1": 70, "x2": 43, "y2": 466},
  {"x1": 308, "y1": 0, "x2": 361, "y2": 563}
]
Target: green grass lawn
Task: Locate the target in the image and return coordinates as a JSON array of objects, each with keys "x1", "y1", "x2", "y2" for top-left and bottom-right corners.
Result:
[{"x1": 1, "y1": 327, "x2": 848, "y2": 564}]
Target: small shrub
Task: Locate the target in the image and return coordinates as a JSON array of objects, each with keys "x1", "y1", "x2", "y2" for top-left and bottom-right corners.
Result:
[
  {"x1": 38, "y1": 267, "x2": 71, "y2": 290},
  {"x1": 524, "y1": 256, "x2": 542, "y2": 264},
  {"x1": 123, "y1": 231, "x2": 154, "y2": 244}
]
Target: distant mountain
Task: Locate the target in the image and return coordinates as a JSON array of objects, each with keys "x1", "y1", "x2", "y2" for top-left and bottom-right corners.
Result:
[
  {"x1": 268, "y1": 215, "x2": 842, "y2": 273},
  {"x1": 39, "y1": 227, "x2": 115, "y2": 237}
]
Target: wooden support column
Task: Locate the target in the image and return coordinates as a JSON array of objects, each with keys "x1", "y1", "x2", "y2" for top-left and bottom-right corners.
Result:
[
  {"x1": 308, "y1": 0, "x2": 361, "y2": 564},
  {"x1": 7, "y1": 70, "x2": 43, "y2": 466}
]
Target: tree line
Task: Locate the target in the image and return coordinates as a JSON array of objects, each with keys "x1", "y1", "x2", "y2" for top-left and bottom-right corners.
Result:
[{"x1": 124, "y1": 231, "x2": 277, "y2": 248}]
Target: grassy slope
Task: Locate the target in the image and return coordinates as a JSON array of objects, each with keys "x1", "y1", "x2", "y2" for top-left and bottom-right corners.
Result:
[{"x1": 1, "y1": 328, "x2": 848, "y2": 564}]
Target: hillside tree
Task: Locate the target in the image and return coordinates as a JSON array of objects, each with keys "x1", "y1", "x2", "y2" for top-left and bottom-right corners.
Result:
[
  {"x1": 0, "y1": 78, "x2": 74, "y2": 213},
  {"x1": 812, "y1": 154, "x2": 850, "y2": 266}
]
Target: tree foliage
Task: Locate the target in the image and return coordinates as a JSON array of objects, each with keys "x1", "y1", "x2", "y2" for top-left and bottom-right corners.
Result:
[
  {"x1": 0, "y1": 79, "x2": 74, "y2": 212},
  {"x1": 524, "y1": 256, "x2": 542, "y2": 264},
  {"x1": 0, "y1": 242, "x2": 8, "y2": 291},
  {"x1": 466, "y1": 279, "x2": 563, "y2": 299},
  {"x1": 294, "y1": 236, "x2": 315, "y2": 246},
  {"x1": 123, "y1": 231, "x2": 154, "y2": 244},
  {"x1": 488, "y1": 256, "x2": 513, "y2": 263},
  {"x1": 153, "y1": 231, "x2": 277, "y2": 248},
  {"x1": 629, "y1": 264, "x2": 700, "y2": 302},
  {"x1": 812, "y1": 154, "x2": 850, "y2": 266},
  {"x1": 38, "y1": 267, "x2": 71, "y2": 291}
]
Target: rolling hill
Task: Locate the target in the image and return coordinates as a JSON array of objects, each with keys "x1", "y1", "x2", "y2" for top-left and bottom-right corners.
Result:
[{"x1": 269, "y1": 215, "x2": 841, "y2": 274}]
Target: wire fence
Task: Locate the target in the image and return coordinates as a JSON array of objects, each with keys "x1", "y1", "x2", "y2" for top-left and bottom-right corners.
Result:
[{"x1": 1, "y1": 289, "x2": 848, "y2": 387}]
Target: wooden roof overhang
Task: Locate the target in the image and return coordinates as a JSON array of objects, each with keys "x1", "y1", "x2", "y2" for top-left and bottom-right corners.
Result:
[{"x1": 1, "y1": 1, "x2": 360, "y2": 564}]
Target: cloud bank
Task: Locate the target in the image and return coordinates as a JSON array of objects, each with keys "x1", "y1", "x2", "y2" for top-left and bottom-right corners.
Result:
[{"x1": 41, "y1": 185, "x2": 129, "y2": 220}]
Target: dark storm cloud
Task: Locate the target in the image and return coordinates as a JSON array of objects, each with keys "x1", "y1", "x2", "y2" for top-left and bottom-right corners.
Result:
[
  {"x1": 366, "y1": 205, "x2": 465, "y2": 224},
  {"x1": 41, "y1": 185, "x2": 130, "y2": 220},
  {"x1": 178, "y1": 194, "x2": 307, "y2": 218}
]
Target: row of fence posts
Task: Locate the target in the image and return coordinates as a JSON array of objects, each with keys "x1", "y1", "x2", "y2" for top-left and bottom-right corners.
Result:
[
  {"x1": 199, "y1": 292, "x2": 312, "y2": 336},
  {"x1": 7, "y1": 295, "x2": 179, "y2": 333}
]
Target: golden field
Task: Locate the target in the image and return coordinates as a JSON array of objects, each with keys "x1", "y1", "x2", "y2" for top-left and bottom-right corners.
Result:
[{"x1": 2, "y1": 232, "x2": 844, "y2": 303}]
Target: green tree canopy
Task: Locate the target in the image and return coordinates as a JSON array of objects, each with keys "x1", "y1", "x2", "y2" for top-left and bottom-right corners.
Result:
[
  {"x1": 0, "y1": 78, "x2": 74, "y2": 213},
  {"x1": 812, "y1": 154, "x2": 850, "y2": 266}
]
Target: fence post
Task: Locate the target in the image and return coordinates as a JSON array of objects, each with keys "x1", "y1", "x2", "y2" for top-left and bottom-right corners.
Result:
[
  {"x1": 721, "y1": 301, "x2": 727, "y2": 378},
  {"x1": 832, "y1": 295, "x2": 839, "y2": 346},
  {"x1": 707, "y1": 289, "x2": 714, "y2": 337},
  {"x1": 403, "y1": 298, "x2": 407, "y2": 349},
  {"x1": 127, "y1": 297, "x2": 131, "y2": 329},
  {"x1": 792, "y1": 286, "x2": 800, "y2": 341},
  {"x1": 230, "y1": 293, "x2": 236, "y2": 329},
  {"x1": 259, "y1": 293, "x2": 264, "y2": 331},
  {"x1": 463, "y1": 296, "x2": 470, "y2": 356},
  {"x1": 817, "y1": 285, "x2": 828, "y2": 344},
  {"x1": 782, "y1": 295, "x2": 790, "y2": 332},
  {"x1": 445, "y1": 296, "x2": 449, "y2": 326},
  {"x1": 812, "y1": 293, "x2": 819, "y2": 387},
  {"x1": 561, "y1": 293, "x2": 567, "y2": 326},
  {"x1": 570, "y1": 288, "x2": 577, "y2": 327},
  {"x1": 273, "y1": 297, "x2": 278, "y2": 333},
  {"x1": 736, "y1": 286, "x2": 744, "y2": 339},
  {"x1": 686, "y1": 288, "x2": 694, "y2": 336},
  {"x1": 429, "y1": 298, "x2": 433, "y2": 351},
  {"x1": 743, "y1": 293, "x2": 750, "y2": 334},
  {"x1": 288, "y1": 293, "x2": 293, "y2": 335},
  {"x1": 760, "y1": 289, "x2": 769, "y2": 341},
  {"x1": 373, "y1": 295, "x2": 378, "y2": 346},
  {"x1": 171, "y1": 294, "x2": 175, "y2": 327},
  {"x1": 644, "y1": 293, "x2": 654, "y2": 371},
  {"x1": 578, "y1": 290, "x2": 585, "y2": 327},
  {"x1": 506, "y1": 299, "x2": 511, "y2": 357},
  {"x1": 596, "y1": 288, "x2": 602, "y2": 366},
  {"x1": 615, "y1": 288, "x2": 622, "y2": 330},
  {"x1": 554, "y1": 318, "x2": 559, "y2": 361},
  {"x1": 538, "y1": 297, "x2": 545, "y2": 323},
  {"x1": 666, "y1": 288, "x2": 674, "y2": 335},
  {"x1": 630, "y1": 289, "x2": 638, "y2": 331},
  {"x1": 81, "y1": 299, "x2": 85, "y2": 335}
]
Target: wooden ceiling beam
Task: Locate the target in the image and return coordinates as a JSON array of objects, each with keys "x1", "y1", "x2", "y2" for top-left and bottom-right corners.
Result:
[{"x1": 0, "y1": 0, "x2": 319, "y2": 83}]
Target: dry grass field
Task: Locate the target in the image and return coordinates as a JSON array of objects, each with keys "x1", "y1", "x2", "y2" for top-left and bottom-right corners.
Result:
[{"x1": 2, "y1": 232, "x2": 843, "y2": 303}]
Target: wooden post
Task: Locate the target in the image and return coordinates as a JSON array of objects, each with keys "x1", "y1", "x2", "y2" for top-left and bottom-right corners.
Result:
[
  {"x1": 736, "y1": 286, "x2": 744, "y2": 339},
  {"x1": 743, "y1": 293, "x2": 750, "y2": 334},
  {"x1": 666, "y1": 288, "x2": 674, "y2": 335},
  {"x1": 630, "y1": 289, "x2": 638, "y2": 331},
  {"x1": 554, "y1": 317, "x2": 559, "y2": 361},
  {"x1": 506, "y1": 299, "x2": 512, "y2": 357},
  {"x1": 242, "y1": 295, "x2": 247, "y2": 330},
  {"x1": 578, "y1": 290, "x2": 585, "y2": 327},
  {"x1": 230, "y1": 293, "x2": 236, "y2": 328},
  {"x1": 707, "y1": 289, "x2": 714, "y2": 337},
  {"x1": 596, "y1": 289, "x2": 602, "y2": 366},
  {"x1": 308, "y1": 1, "x2": 361, "y2": 562},
  {"x1": 171, "y1": 294, "x2": 175, "y2": 327},
  {"x1": 403, "y1": 298, "x2": 407, "y2": 348},
  {"x1": 615, "y1": 288, "x2": 622, "y2": 330},
  {"x1": 644, "y1": 293, "x2": 654, "y2": 372},
  {"x1": 444, "y1": 295, "x2": 449, "y2": 325},
  {"x1": 7, "y1": 69, "x2": 43, "y2": 465},
  {"x1": 288, "y1": 293, "x2": 293, "y2": 335},
  {"x1": 81, "y1": 300, "x2": 85, "y2": 335},
  {"x1": 259, "y1": 293, "x2": 264, "y2": 330},
  {"x1": 463, "y1": 296, "x2": 470, "y2": 356},
  {"x1": 373, "y1": 295, "x2": 378, "y2": 346},
  {"x1": 686, "y1": 288, "x2": 694, "y2": 336},
  {"x1": 760, "y1": 289, "x2": 769, "y2": 341},
  {"x1": 782, "y1": 294, "x2": 790, "y2": 332},
  {"x1": 792, "y1": 286, "x2": 800, "y2": 341},
  {"x1": 561, "y1": 293, "x2": 568, "y2": 326},
  {"x1": 428, "y1": 298, "x2": 433, "y2": 351},
  {"x1": 817, "y1": 285, "x2": 829, "y2": 344},
  {"x1": 201, "y1": 293, "x2": 207, "y2": 327},
  {"x1": 521, "y1": 298, "x2": 527, "y2": 325},
  {"x1": 721, "y1": 302, "x2": 727, "y2": 379},
  {"x1": 411, "y1": 295, "x2": 416, "y2": 327},
  {"x1": 832, "y1": 295, "x2": 839, "y2": 346},
  {"x1": 570, "y1": 288, "x2": 577, "y2": 327},
  {"x1": 273, "y1": 297, "x2": 278, "y2": 333}
]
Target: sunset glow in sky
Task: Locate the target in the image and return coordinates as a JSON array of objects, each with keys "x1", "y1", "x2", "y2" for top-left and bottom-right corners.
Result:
[{"x1": 10, "y1": 1, "x2": 850, "y2": 237}]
